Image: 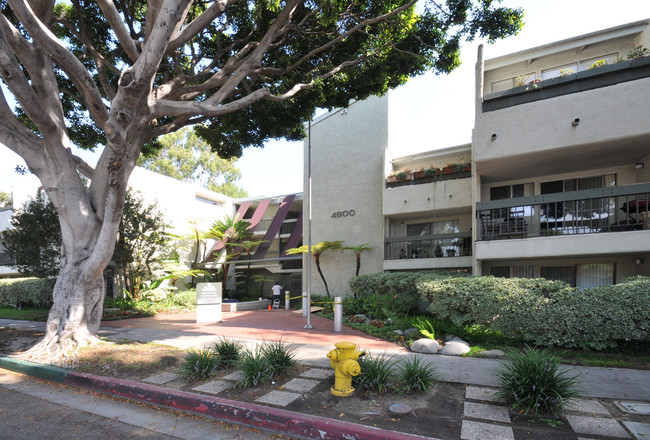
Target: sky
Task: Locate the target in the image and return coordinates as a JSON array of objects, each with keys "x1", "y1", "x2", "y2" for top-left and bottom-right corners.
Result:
[{"x1": 2, "y1": 0, "x2": 650, "y2": 198}]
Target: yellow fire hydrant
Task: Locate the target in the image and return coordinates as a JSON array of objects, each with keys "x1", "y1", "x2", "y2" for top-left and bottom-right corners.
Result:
[{"x1": 326, "y1": 341, "x2": 366, "y2": 397}]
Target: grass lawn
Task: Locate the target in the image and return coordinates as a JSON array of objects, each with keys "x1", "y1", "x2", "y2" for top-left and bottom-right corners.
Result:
[{"x1": 0, "y1": 307, "x2": 50, "y2": 321}]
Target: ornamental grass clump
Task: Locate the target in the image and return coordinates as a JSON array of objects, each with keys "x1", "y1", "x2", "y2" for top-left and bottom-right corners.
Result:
[
  {"x1": 396, "y1": 356, "x2": 436, "y2": 393},
  {"x1": 212, "y1": 337, "x2": 243, "y2": 368},
  {"x1": 354, "y1": 352, "x2": 395, "y2": 394},
  {"x1": 495, "y1": 346, "x2": 583, "y2": 415},
  {"x1": 260, "y1": 339, "x2": 297, "y2": 376},
  {"x1": 237, "y1": 347, "x2": 275, "y2": 389},
  {"x1": 179, "y1": 347, "x2": 220, "y2": 381}
]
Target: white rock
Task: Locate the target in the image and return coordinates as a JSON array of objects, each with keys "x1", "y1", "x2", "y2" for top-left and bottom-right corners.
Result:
[
  {"x1": 410, "y1": 338, "x2": 439, "y2": 354},
  {"x1": 404, "y1": 328, "x2": 419, "y2": 336},
  {"x1": 438, "y1": 341, "x2": 470, "y2": 356}
]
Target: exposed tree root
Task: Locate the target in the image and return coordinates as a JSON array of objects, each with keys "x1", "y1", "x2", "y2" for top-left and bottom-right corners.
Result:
[{"x1": 18, "y1": 330, "x2": 102, "y2": 368}]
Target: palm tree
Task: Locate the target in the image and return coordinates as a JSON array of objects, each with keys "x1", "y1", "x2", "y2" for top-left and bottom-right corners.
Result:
[
  {"x1": 286, "y1": 241, "x2": 343, "y2": 298},
  {"x1": 207, "y1": 215, "x2": 253, "y2": 284},
  {"x1": 344, "y1": 243, "x2": 372, "y2": 277},
  {"x1": 239, "y1": 239, "x2": 267, "y2": 297}
]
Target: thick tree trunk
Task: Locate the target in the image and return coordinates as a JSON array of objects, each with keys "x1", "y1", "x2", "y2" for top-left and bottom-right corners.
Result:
[{"x1": 22, "y1": 262, "x2": 106, "y2": 366}]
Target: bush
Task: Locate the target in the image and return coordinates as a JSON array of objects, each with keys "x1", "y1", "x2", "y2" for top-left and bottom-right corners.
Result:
[
  {"x1": 354, "y1": 352, "x2": 395, "y2": 394},
  {"x1": 0, "y1": 277, "x2": 56, "y2": 307},
  {"x1": 179, "y1": 348, "x2": 220, "y2": 381},
  {"x1": 395, "y1": 356, "x2": 436, "y2": 393},
  {"x1": 418, "y1": 275, "x2": 650, "y2": 350},
  {"x1": 348, "y1": 271, "x2": 464, "y2": 318},
  {"x1": 495, "y1": 346, "x2": 582, "y2": 415},
  {"x1": 212, "y1": 338, "x2": 243, "y2": 368},
  {"x1": 237, "y1": 346, "x2": 275, "y2": 389},
  {"x1": 259, "y1": 339, "x2": 297, "y2": 376}
]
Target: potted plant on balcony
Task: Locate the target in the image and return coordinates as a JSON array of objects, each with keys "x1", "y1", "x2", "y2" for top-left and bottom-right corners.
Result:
[
  {"x1": 442, "y1": 162, "x2": 471, "y2": 175},
  {"x1": 386, "y1": 169, "x2": 411, "y2": 183},
  {"x1": 412, "y1": 167, "x2": 425, "y2": 180},
  {"x1": 422, "y1": 166, "x2": 440, "y2": 178}
]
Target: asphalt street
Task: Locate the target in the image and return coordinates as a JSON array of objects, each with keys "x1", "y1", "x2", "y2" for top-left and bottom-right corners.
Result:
[{"x1": 0, "y1": 369, "x2": 297, "y2": 440}]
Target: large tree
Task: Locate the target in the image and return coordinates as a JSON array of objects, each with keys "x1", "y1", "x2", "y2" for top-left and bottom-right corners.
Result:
[
  {"x1": 137, "y1": 127, "x2": 248, "y2": 197},
  {"x1": 0, "y1": 0, "x2": 523, "y2": 362}
]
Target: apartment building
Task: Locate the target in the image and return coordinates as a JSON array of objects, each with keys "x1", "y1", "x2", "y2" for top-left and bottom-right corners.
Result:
[
  {"x1": 227, "y1": 194, "x2": 304, "y2": 297},
  {"x1": 473, "y1": 19, "x2": 650, "y2": 287},
  {"x1": 304, "y1": 18, "x2": 650, "y2": 296}
]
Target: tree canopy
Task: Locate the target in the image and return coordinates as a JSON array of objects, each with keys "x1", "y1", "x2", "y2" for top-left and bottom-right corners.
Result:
[
  {"x1": 137, "y1": 127, "x2": 249, "y2": 197},
  {"x1": 0, "y1": 0, "x2": 523, "y2": 362}
]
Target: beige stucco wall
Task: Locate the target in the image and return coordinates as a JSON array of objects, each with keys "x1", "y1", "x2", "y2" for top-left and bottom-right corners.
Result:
[
  {"x1": 474, "y1": 76, "x2": 650, "y2": 164},
  {"x1": 304, "y1": 96, "x2": 388, "y2": 297},
  {"x1": 384, "y1": 178, "x2": 472, "y2": 217}
]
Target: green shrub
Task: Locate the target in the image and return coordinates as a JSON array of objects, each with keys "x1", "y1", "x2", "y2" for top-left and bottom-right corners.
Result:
[
  {"x1": 418, "y1": 275, "x2": 650, "y2": 350},
  {"x1": 495, "y1": 346, "x2": 582, "y2": 415},
  {"x1": 179, "y1": 348, "x2": 220, "y2": 381},
  {"x1": 410, "y1": 316, "x2": 437, "y2": 340},
  {"x1": 212, "y1": 338, "x2": 243, "y2": 368},
  {"x1": 259, "y1": 339, "x2": 297, "y2": 376},
  {"x1": 0, "y1": 277, "x2": 56, "y2": 307},
  {"x1": 237, "y1": 346, "x2": 275, "y2": 389},
  {"x1": 395, "y1": 356, "x2": 436, "y2": 393},
  {"x1": 354, "y1": 352, "x2": 395, "y2": 394},
  {"x1": 348, "y1": 271, "x2": 464, "y2": 318}
]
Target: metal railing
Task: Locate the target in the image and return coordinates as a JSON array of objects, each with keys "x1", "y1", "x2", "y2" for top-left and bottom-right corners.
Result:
[
  {"x1": 253, "y1": 218, "x2": 298, "y2": 234},
  {"x1": 384, "y1": 233, "x2": 472, "y2": 260},
  {"x1": 476, "y1": 183, "x2": 650, "y2": 241}
]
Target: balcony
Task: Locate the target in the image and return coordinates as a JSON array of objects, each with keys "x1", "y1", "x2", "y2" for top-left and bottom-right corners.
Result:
[
  {"x1": 476, "y1": 183, "x2": 650, "y2": 241},
  {"x1": 483, "y1": 56, "x2": 650, "y2": 112},
  {"x1": 252, "y1": 218, "x2": 298, "y2": 235},
  {"x1": 385, "y1": 233, "x2": 472, "y2": 259}
]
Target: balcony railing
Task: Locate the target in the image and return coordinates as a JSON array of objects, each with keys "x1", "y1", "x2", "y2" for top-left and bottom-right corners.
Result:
[
  {"x1": 384, "y1": 233, "x2": 472, "y2": 260},
  {"x1": 253, "y1": 218, "x2": 297, "y2": 234},
  {"x1": 476, "y1": 183, "x2": 650, "y2": 241}
]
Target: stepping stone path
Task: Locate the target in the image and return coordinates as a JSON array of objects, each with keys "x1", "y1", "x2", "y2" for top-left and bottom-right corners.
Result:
[
  {"x1": 462, "y1": 386, "x2": 649, "y2": 440},
  {"x1": 140, "y1": 372, "x2": 650, "y2": 438}
]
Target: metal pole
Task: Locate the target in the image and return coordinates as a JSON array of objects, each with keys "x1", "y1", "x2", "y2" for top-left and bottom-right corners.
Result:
[
  {"x1": 285, "y1": 291, "x2": 290, "y2": 310},
  {"x1": 305, "y1": 119, "x2": 313, "y2": 329},
  {"x1": 333, "y1": 296, "x2": 342, "y2": 332},
  {"x1": 302, "y1": 292, "x2": 307, "y2": 317}
]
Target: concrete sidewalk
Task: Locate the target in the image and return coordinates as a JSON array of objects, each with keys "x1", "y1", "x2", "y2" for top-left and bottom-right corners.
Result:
[{"x1": 2, "y1": 312, "x2": 649, "y2": 401}]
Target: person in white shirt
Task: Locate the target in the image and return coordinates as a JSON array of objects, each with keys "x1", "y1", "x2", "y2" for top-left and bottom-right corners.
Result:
[{"x1": 271, "y1": 281, "x2": 283, "y2": 300}]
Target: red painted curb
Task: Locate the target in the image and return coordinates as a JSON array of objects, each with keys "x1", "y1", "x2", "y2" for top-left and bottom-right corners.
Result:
[{"x1": 65, "y1": 371, "x2": 438, "y2": 440}]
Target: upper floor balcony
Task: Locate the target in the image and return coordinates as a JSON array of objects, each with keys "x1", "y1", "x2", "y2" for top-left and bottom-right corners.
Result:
[
  {"x1": 474, "y1": 57, "x2": 650, "y2": 180},
  {"x1": 475, "y1": 182, "x2": 650, "y2": 259},
  {"x1": 384, "y1": 166, "x2": 472, "y2": 217},
  {"x1": 384, "y1": 233, "x2": 472, "y2": 271},
  {"x1": 251, "y1": 218, "x2": 298, "y2": 236}
]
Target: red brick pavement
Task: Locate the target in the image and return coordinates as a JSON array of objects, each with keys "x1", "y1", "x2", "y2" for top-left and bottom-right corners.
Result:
[{"x1": 101, "y1": 310, "x2": 408, "y2": 351}]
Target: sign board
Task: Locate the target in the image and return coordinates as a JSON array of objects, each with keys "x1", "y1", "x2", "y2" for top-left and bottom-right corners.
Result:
[
  {"x1": 196, "y1": 282, "x2": 222, "y2": 323},
  {"x1": 197, "y1": 282, "x2": 222, "y2": 305}
]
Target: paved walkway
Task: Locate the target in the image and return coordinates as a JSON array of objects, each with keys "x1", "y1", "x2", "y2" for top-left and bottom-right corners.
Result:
[{"x1": 2, "y1": 311, "x2": 650, "y2": 440}]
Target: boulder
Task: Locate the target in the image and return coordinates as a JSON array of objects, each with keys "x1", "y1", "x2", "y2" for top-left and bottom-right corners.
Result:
[
  {"x1": 404, "y1": 328, "x2": 419, "y2": 336},
  {"x1": 438, "y1": 340, "x2": 470, "y2": 356},
  {"x1": 410, "y1": 338, "x2": 439, "y2": 354}
]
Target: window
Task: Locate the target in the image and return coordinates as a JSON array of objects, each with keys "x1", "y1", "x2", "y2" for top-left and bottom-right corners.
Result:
[
  {"x1": 196, "y1": 195, "x2": 224, "y2": 207},
  {"x1": 540, "y1": 174, "x2": 616, "y2": 223},
  {"x1": 490, "y1": 73, "x2": 536, "y2": 93},
  {"x1": 407, "y1": 220, "x2": 459, "y2": 236},
  {"x1": 490, "y1": 265, "x2": 534, "y2": 278},
  {"x1": 541, "y1": 264, "x2": 614, "y2": 288},
  {"x1": 541, "y1": 53, "x2": 618, "y2": 80}
]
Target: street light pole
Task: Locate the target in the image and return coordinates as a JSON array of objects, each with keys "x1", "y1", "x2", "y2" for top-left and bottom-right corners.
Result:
[{"x1": 305, "y1": 119, "x2": 313, "y2": 329}]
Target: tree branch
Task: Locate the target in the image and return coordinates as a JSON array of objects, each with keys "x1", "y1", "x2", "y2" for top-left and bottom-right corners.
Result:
[
  {"x1": 167, "y1": 0, "x2": 235, "y2": 51},
  {"x1": 95, "y1": 0, "x2": 140, "y2": 62},
  {"x1": 7, "y1": 0, "x2": 109, "y2": 125}
]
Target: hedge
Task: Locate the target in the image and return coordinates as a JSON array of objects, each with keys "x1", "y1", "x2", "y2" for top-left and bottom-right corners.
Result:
[
  {"x1": 349, "y1": 271, "x2": 650, "y2": 350},
  {"x1": 0, "y1": 277, "x2": 55, "y2": 308},
  {"x1": 418, "y1": 275, "x2": 650, "y2": 350},
  {"x1": 348, "y1": 271, "x2": 466, "y2": 318}
]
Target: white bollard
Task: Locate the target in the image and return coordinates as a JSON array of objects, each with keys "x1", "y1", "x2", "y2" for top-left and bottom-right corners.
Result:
[
  {"x1": 285, "y1": 291, "x2": 290, "y2": 310},
  {"x1": 302, "y1": 292, "x2": 308, "y2": 317},
  {"x1": 334, "y1": 296, "x2": 342, "y2": 332}
]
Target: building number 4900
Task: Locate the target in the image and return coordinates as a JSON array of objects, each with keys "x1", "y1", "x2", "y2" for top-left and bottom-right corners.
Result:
[{"x1": 331, "y1": 210, "x2": 355, "y2": 218}]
